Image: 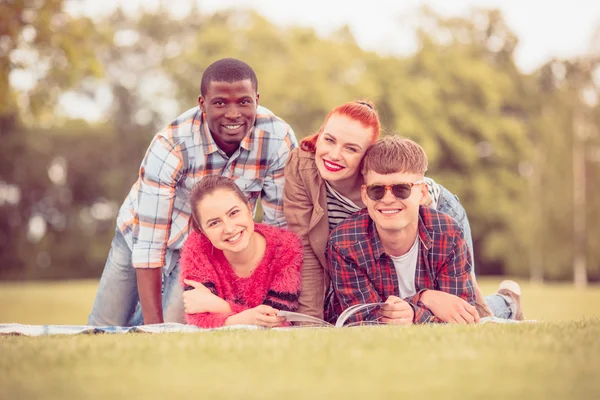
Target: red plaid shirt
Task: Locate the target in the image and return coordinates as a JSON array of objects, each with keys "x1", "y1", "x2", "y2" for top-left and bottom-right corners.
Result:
[{"x1": 324, "y1": 206, "x2": 476, "y2": 325}]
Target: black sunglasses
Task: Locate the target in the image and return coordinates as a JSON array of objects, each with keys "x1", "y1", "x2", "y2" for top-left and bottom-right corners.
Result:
[{"x1": 364, "y1": 180, "x2": 424, "y2": 201}]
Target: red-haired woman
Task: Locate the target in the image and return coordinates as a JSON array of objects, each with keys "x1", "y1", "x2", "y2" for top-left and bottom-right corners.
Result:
[
  {"x1": 284, "y1": 101, "x2": 381, "y2": 319},
  {"x1": 179, "y1": 175, "x2": 303, "y2": 328}
]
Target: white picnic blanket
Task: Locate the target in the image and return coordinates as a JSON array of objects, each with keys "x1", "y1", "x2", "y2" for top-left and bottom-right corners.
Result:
[
  {"x1": 0, "y1": 323, "x2": 264, "y2": 336},
  {"x1": 0, "y1": 317, "x2": 533, "y2": 336}
]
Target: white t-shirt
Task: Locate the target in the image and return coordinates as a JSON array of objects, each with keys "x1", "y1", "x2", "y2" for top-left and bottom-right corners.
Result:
[{"x1": 388, "y1": 237, "x2": 419, "y2": 298}]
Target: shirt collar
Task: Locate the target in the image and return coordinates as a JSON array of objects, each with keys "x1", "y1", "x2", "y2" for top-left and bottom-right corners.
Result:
[{"x1": 417, "y1": 206, "x2": 433, "y2": 250}]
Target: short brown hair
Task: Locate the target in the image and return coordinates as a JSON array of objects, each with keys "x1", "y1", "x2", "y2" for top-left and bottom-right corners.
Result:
[
  {"x1": 189, "y1": 175, "x2": 248, "y2": 232},
  {"x1": 361, "y1": 136, "x2": 428, "y2": 175}
]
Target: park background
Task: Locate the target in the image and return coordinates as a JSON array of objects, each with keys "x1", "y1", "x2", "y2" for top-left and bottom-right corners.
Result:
[
  {"x1": 1, "y1": 0, "x2": 600, "y2": 286},
  {"x1": 2, "y1": 2, "x2": 600, "y2": 399}
]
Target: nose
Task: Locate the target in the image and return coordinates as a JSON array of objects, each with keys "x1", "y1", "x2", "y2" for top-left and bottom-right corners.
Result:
[
  {"x1": 225, "y1": 104, "x2": 241, "y2": 120},
  {"x1": 329, "y1": 145, "x2": 342, "y2": 160},
  {"x1": 380, "y1": 187, "x2": 396, "y2": 204},
  {"x1": 222, "y1": 218, "x2": 235, "y2": 234}
]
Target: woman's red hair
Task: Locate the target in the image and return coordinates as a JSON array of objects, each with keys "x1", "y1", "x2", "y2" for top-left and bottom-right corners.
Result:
[{"x1": 300, "y1": 101, "x2": 381, "y2": 153}]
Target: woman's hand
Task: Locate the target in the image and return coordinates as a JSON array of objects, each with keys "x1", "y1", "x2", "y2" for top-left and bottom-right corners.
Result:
[
  {"x1": 182, "y1": 279, "x2": 231, "y2": 314},
  {"x1": 225, "y1": 305, "x2": 286, "y2": 328}
]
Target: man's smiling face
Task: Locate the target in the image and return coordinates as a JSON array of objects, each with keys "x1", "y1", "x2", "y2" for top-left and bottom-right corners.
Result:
[
  {"x1": 199, "y1": 79, "x2": 259, "y2": 156},
  {"x1": 361, "y1": 170, "x2": 427, "y2": 235}
]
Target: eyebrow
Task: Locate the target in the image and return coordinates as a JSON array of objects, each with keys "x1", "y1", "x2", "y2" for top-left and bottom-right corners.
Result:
[
  {"x1": 323, "y1": 132, "x2": 363, "y2": 149},
  {"x1": 210, "y1": 95, "x2": 254, "y2": 102},
  {"x1": 204, "y1": 206, "x2": 238, "y2": 225}
]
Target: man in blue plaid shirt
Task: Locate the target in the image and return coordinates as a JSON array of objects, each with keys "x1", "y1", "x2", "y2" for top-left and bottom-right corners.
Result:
[{"x1": 88, "y1": 58, "x2": 298, "y2": 326}]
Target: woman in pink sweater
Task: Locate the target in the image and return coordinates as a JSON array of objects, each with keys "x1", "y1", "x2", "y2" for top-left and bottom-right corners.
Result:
[{"x1": 179, "y1": 175, "x2": 303, "y2": 328}]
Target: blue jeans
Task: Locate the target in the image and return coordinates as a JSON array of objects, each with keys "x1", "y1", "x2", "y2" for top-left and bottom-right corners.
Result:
[
  {"x1": 437, "y1": 185, "x2": 515, "y2": 319},
  {"x1": 88, "y1": 229, "x2": 185, "y2": 326},
  {"x1": 485, "y1": 293, "x2": 516, "y2": 319}
]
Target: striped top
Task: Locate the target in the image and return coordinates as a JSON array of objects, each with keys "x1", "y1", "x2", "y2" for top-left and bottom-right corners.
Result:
[
  {"x1": 325, "y1": 181, "x2": 361, "y2": 231},
  {"x1": 116, "y1": 105, "x2": 297, "y2": 269}
]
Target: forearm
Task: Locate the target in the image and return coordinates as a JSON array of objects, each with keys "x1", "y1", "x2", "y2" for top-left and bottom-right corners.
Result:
[
  {"x1": 136, "y1": 268, "x2": 163, "y2": 324},
  {"x1": 405, "y1": 290, "x2": 442, "y2": 324}
]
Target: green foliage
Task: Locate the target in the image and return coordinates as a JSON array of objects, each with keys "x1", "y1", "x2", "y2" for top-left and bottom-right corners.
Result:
[{"x1": 0, "y1": 4, "x2": 599, "y2": 281}]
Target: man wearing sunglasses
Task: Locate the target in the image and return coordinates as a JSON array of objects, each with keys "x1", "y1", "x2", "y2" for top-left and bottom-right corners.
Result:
[{"x1": 324, "y1": 136, "x2": 514, "y2": 325}]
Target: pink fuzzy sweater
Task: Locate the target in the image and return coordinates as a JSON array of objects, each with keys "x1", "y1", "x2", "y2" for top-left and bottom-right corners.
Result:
[{"x1": 179, "y1": 223, "x2": 303, "y2": 328}]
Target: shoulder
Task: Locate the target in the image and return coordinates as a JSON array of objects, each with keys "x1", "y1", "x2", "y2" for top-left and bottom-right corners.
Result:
[
  {"x1": 256, "y1": 223, "x2": 301, "y2": 249},
  {"x1": 328, "y1": 209, "x2": 371, "y2": 249},
  {"x1": 419, "y1": 206, "x2": 464, "y2": 239},
  {"x1": 154, "y1": 107, "x2": 200, "y2": 147},
  {"x1": 287, "y1": 148, "x2": 318, "y2": 171},
  {"x1": 254, "y1": 105, "x2": 293, "y2": 138},
  {"x1": 180, "y1": 230, "x2": 214, "y2": 272}
]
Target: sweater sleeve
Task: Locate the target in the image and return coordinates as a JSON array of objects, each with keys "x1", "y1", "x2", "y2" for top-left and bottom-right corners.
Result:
[{"x1": 261, "y1": 229, "x2": 303, "y2": 312}]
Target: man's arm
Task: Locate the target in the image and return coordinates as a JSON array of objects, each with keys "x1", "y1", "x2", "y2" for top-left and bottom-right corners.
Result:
[
  {"x1": 133, "y1": 134, "x2": 183, "y2": 324},
  {"x1": 325, "y1": 242, "x2": 383, "y2": 325},
  {"x1": 261, "y1": 128, "x2": 298, "y2": 227},
  {"x1": 403, "y1": 230, "x2": 478, "y2": 324},
  {"x1": 136, "y1": 269, "x2": 163, "y2": 324}
]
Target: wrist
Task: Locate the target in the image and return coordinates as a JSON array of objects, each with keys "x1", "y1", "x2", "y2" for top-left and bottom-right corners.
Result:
[
  {"x1": 224, "y1": 311, "x2": 244, "y2": 326},
  {"x1": 420, "y1": 289, "x2": 432, "y2": 307}
]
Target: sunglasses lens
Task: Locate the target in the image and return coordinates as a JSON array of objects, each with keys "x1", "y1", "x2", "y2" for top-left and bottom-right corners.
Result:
[
  {"x1": 366, "y1": 185, "x2": 386, "y2": 200},
  {"x1": 391, "y1": 184, "x2": 412, "y2": 199}
]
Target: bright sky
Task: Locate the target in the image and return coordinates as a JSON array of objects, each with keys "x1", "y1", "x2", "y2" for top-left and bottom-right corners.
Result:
[{"x1": 67, "y1": 0, "x2": 600, "y2": 73}]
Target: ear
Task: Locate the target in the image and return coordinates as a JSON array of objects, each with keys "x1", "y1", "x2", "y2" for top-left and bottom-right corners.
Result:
[
  {"x1": 255, "y1": 92, "x2": 260, "y2": 106},
  {"x1": 418, "y1": 183, "x2": 429, "y2": 205},
  {"x1": 198, "y1": 95, "x2": 205, "y2": 112},
  {"x1": 361, "y1": 184, "x2": 368, "y2": 205}
]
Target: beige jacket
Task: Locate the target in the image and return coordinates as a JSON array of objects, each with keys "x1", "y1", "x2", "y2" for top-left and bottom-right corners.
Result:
[
  {"x1": 283, "y1": 148, "x2": 330, "y2": 319},
  {"x1": 283, "y1": 148, "x2": 493, "y2": 320}
]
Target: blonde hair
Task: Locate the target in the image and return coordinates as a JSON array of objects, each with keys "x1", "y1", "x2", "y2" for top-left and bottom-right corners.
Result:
[{"x1": 361, "y1": 136, "x2": 428, "y2": 175}]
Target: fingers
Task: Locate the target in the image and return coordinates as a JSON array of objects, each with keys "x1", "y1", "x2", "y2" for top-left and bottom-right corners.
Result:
[
  {"x1": 449, "y1": 304, "x2": 479, "y2": 325},
  {"x1": 183, "y1": 279, "x2": 202, "y2": 288},
  {"x1": 256, "y1": 313, "x2": 286, "y2": 327},
  {"x1": 256, "y1": 305, "x2": 279, "y2": 315},
  {"x1": 381, "y1": 298, "x2": 413, "y2": 320},
  {"x1": 467, "y1": 304, "x2": 480, "y2": 323}
]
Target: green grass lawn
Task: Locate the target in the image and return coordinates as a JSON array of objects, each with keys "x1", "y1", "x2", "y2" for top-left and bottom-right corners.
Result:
[{"x1": 1, "y1": 278, "x2": 600, "y2": 399}]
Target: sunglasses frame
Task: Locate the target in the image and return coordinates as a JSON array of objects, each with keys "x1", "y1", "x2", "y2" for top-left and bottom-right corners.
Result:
[{"x1": 363, "y1": 180, "x2": 425, "y2": 201}]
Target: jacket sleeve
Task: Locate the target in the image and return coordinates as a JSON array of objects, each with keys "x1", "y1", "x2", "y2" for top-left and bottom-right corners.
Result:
[
  {"x1": 283, "y1": 149, "x2": 327, "y2": 319},
  {"x1": 261, "y1": 230, "x2": 303, "y2": 312},
  {"x1": 179, "y1": 234, "x2": 250, "y2": 328}
]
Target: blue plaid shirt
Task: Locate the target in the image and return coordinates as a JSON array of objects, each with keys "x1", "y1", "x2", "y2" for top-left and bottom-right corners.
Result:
[{"x1": 116, "y1": 105, "x2": 297, "y2": 269}]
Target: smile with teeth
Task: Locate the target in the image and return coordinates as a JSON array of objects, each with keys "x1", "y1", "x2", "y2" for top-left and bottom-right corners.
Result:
[
  {"x1": 224, "y1": 124, "x2": 243, "y2": 131},
  {"x1": 225, "y1": 231, "x2": 244, "y2": 243},
  {"x1": 323, "y1": 160, "x2": 344, "y2": 171},
  {"x1": 378, "y1": 209, "x2": 401, "y2": 215}
]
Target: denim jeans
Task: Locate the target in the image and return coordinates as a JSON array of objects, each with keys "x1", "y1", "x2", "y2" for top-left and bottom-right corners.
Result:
[
  {"x1": 88, "y1": 229, "x2": 185, "y2": 326},
  {"x1": 485, "y1": 293, "x2": 516, "y2": 319},
  {"x1": 436, "y1": 185, "x2": 515, "y2": 319}
]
